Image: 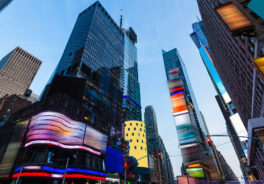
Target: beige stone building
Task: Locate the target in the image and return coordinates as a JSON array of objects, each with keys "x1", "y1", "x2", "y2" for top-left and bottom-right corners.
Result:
[{"x1": 0, "y1": 47, "x2": 41, "y2": 98}]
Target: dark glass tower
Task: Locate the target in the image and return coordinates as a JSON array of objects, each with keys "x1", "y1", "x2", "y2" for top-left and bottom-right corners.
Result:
[
  {"x1": 162, "y1": 48, "x2": 220, "y2": 180},
  {"x1": 122, "y1": 28, "x2": 142, "y2": 121},
  {"x1": 51, "y1": 1, "x2": 124, "y2": 133},
  {"x1": 191, "y1": 21, "x2": 249, "y2": 180}
]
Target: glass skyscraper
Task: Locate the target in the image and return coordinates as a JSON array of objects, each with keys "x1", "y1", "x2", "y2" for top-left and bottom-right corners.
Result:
[
  {"x1": 122, "y1": 28, "x2": 142, "y2": 121},
  {"x1": 191, "y1": 21, "x2": 249, "y2": 180},
  {"x1": 49, "y1": 1, "x2": 125, "y2": 134},
  {"x1": 162, "y1": 48, "x2": 219, "y2": 180}
]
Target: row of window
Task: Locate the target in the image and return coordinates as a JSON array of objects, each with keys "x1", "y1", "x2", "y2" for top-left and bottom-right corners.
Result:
[
  {"x1": 125, "y1": 122, "x2": 144, "y2": 127},
  {"x1": 131, "y1": 146, "x2": 146, "y2": 151},
  {"x1": 126, "y1": 133, "x2": 145, "y2": 137},
  {"x1": 127, "y1": 127, "x2": 145, "y2": 132},
  {"x1": 129, "y1": 139, "x2": 144, "y2": 143}
]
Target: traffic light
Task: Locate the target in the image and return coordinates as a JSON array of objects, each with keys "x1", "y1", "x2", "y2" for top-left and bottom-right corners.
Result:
[
  {"x1": 124, "y1": 162, "x2": 128, "y2": 169},
  {"x1": 158, "y1": 151, "x2": 161, "y2": 158},
  {"x1": 206, "y1": 137, "x2": 212, "y2": 146}
]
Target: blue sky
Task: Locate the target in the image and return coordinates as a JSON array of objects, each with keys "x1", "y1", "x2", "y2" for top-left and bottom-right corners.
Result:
[{"x1": 0, "y1": 0, "x2": 243, "y2": 179}]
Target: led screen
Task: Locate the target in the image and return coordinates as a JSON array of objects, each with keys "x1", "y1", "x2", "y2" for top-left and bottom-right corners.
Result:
[
  {"x1": 230, "y1": 113, "x2": 248, "y2": 141},
  {"x1": 170, "y1": 92, "x2": 188, "y2": 115},
  {"x1": 105, "y1": 146, "x2": 123, "y2": 174},
  {"x1": 176, "y1": 124, "x2": 197, "y2": 145},
  {"x1": 0, "y1": 120, "x2": 29, "y2": 178},
  {"x1": 84, "y1": 126, "x2": 108, "y2": 153},
  {"x1": 180, "y1": 143, "x2": 201, "y2": 163},
  {"x1": 168, "y1": 79, "x2": 183, "y2": 89},
  {"x1": 177, "y1": 176, "x2": 196, "y2": 184},
  {"x1": 26, "y1": 112, "x2": 107, "y2": 153},
  {"x1": 216, "y1": 3, "x2": 252, "y2": 31},
  {"x1": 186, "y1": 167, "x2": 205, "y2": 178}
]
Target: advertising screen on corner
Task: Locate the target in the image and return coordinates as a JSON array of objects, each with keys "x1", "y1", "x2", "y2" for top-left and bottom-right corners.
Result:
[{"x1": 26, "y1": 111, "x2": 107, "y2": 153}]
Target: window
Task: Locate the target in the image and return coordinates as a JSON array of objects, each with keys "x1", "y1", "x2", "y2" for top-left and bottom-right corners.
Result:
[
  {"x1": 130, "y1": 123, "x2": 132, "y2": 126},
  {"x1": 134, "y1": 127, "x2": 136, "y2": 131},
  {"x1": 141, "y1": 124, "x2": 142, "y2": 127},
  {"x1": 136, "y1": 123, "x2": 138, "y2": 126},
  {"x1": 128, "y1": 128, "x2": 130, "y2": 131},
  {"x1": 140, "y1": 128, "x2": 142, "y2": 131},
  {"x1": 132, "y1": 133, "x2": 134, "y2": 136},
  {"x1": 134, "y1": 146, "x2": 137, "y2": 149},
  {"x1": 126, "y1": 133, "x2": 128, "y2": 136},
  {"x1": 124, "y1": 124, "x2": 126, "y2": 127},
  {"x1": 130, "y1": 139, "x2": 132, "y2": 142},
  {"x1": 141, "y1": 147, "x2": 143, "y2": 150},
  {"x1": 143, "y1": 134, "x2": 144, "y2": 137},
  {"x1": 142, "y1": 140, "x2": 143, "y2": 143},
  {"x1": 137, "y1": 139, "x2": 139, "y2": 142},
  {"x1": 138, "y1": 133, "x2": 140, "y2": 136}
]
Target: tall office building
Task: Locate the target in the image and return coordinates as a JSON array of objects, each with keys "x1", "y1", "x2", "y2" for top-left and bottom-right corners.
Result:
[
  {"x1": 0, "y1": 47, "x2": 41, "y2": 98},
  {"x1": 162, "y1": 48, "x2": 220, "y2": 180},
  {"x1": 190, "y1": 21, "x2": 249, "y2": 180},
  {"x1": 197, "y1": 0, "x2": 264, "y2": 126},
  {"x1": 197, "y1": 0, "x2": 264, "y2": 179},
  {"x1": 122, "y1": 28, "x2": 142, "y2": 121},
  {"x1": 0, "y1": 0, "x2": 13, "y2": 12},
  {"x1": 47, "y1": 1, "x2": 125, "y2": 135},
  {"x1": 144, "y1": 105, "x2": 174, "y2": 183}
]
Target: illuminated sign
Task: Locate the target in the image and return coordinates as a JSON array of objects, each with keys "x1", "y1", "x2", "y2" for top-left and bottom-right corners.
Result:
[
  {"x1": 186, "y1": 167, "x2": 205, "y2": 178},
  {"x1": 26, "y1": 112, "x2": 107, "y2": 154},
  {"x1": 216, "y1": 3, "x2": 252, "y2": 33},
  {"x1": 168, "y1": 79, "x2": 183, "y2": 89},
  {"x1": 253, "y1": 57, "x2": 264, "y2": 77},
  {"x1": 247, "y1": 0, "x2": 264, "y2": 19},
  {"x1": 177, "y1": 176, "x2": 195, "y2": 184},
  {"x1": 170, "y1": 91, "x2": 188, "y2": 115},
  {"x1": 230, "y1": 113, "x2": 248, "y2": 141},
  {"x1": 0, "y1": 120, "x2": 29, "y2": 178}
]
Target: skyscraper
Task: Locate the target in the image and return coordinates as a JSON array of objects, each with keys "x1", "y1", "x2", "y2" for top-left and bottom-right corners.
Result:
[
  {"x1": 196, "y1": 0, "x2": 264, "y2": 126},
  {"x1": 162, "y1": 48, "x2": 220, "y2": 181},
  {"x1": 0, "y1": 0, "x2": 13, "y2": 12},
  {"x1": 0, "y1": 47, "x2": 41, "y2": 98},
  {"x1": 190, "y1": 21, "x2": 249, "y2": 180},
  {"x1": 144, "y1": 105, "x2": 174, "y2": 183},
  {"x1": 197, "y1": 0, "x2": 264, "y2": 179},
  {"x1": 122, "y1": 28, "x2": 142, "y2": 121},
  {"x1": 49, "y1": 1, "x2": 125, "y2": 134}
]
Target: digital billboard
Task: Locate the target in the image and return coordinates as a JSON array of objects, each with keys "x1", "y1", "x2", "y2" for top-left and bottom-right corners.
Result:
[
  {"x1": 186, "y1": 167, "x2": 205, "y2": 178},
  {"x1": 168, "y1": 79, "x2": 183, "y2": 90},
  {"x1": 176, "y1": 124, "x2": 197, "y2": 145},
  {"x1": 0, "y1": 120, "x2": 29, "y2": 178},
  {"x1": 25, "y1": 111, "x2": 107, "y2": 153},
  {"x1": 170, "y1": 91, "x2": 188, "y2": 115},
  {"x1": 216, "y1": 3, "x2": 252, "y2": 32}
]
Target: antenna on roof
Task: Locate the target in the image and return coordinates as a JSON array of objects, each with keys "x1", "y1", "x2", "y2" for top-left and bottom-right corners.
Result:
[
  {"x1": 196, "y1": 16, "x2": 201, "y2": 22},
  {"x1": 120, "y1": 9, "x2": 123, "y2": 29}
]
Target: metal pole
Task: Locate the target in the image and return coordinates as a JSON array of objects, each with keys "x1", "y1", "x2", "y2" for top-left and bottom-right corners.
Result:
[
  {"x1": 124, "y1": 167, "x2": 127, "y2": 184},
  {"x1": 15, "y1": 166, "x2": 24, "y2": 184},
  {"x1": 62, "y1": 157, "x2": 70, "y2": 184}
]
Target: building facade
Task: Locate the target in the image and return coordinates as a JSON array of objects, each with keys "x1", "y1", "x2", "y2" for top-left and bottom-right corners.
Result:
[
  {"x1": 124, "y1": 120, "x2": 148, "y2": 168},
  {"x1": 0, "y1": 47, "x2": 41, "y2": 98},
  {"x1": 122, "y1": 28, "x2": 142, "y2": 121},
  {"x1": 44, "y1": 1, "x2": 125, "y2": 138},
  {"x1": 144, "y1": 105, "x2": 174, "y2": 184},
  {"x1": 190, "y1": 21, "x2": 249, "y2": 180},
  {"x1": 162, "y1": 48, "x2": 220, "y2": 181},
  {"x1": 197, "y1": 0, "x2": 264, "y2": 180}
]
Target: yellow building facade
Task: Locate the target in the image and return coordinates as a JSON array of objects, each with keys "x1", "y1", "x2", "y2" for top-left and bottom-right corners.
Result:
[{"x1": 124, "y1": 120, "x2": 148, "y2": 168}]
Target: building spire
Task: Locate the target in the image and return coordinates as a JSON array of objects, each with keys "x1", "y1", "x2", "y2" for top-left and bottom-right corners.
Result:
[{"x1": 120, "y1": 9, "x2": 123, "y2": 29}]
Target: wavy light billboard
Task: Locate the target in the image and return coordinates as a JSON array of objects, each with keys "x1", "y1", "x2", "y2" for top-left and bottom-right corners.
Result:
[{"x1": 25, "y1": 111, "x2": 107, "y2": 154}]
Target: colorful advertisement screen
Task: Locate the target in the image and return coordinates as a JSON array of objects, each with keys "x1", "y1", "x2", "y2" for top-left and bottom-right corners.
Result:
[
  {"x1": 186, "y1": 167, "x2": 205, "y2": 178},
  {"x1": 26, "y1": 111, "x2": 107, "y2": 153},
  {"x1": 168, "y1": 79, "x2": 183, "y2": 90},
  {"x1": 0, "y1": 120, "x2": 29, "y2": 178},
  {"x1": 170, "y1": 91, "x2": 188, "y2": 115}
]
